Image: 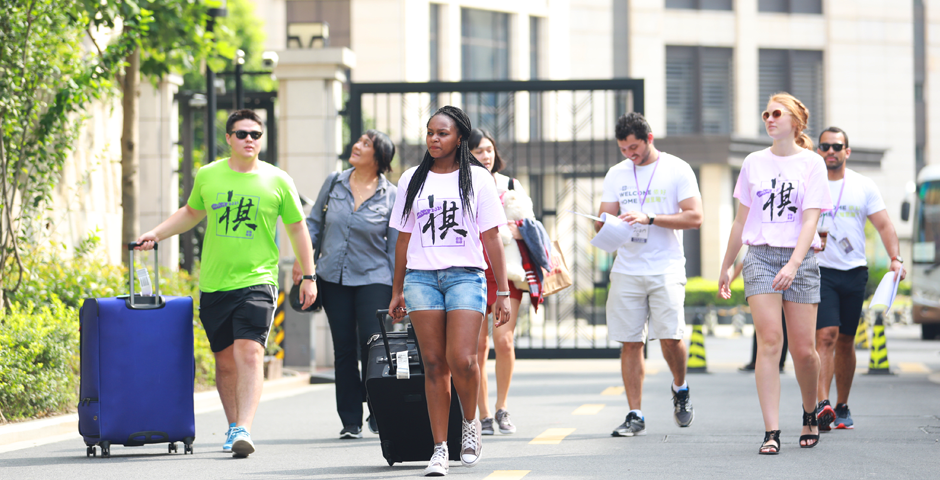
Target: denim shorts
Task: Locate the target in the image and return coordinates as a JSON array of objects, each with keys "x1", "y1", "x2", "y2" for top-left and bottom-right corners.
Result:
[{"x1": 403, "y1": 267, "x2": 487, "y2": 314}]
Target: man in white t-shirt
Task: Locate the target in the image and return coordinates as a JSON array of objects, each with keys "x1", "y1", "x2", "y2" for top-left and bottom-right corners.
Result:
[
  {"x1": 813, "y1": 127, "x2": 905, "y2": 432},
  {"x1": 595, "y1": 112, "x2": 703, "y2": 437}
]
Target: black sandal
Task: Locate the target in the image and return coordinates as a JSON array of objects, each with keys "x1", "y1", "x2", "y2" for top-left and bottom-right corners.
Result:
[
  {"x1": 800, "y1": 406, "x2": 819, "y2": 448},
  {"x1": 759, "y1": 430, "x2": 780, "y2": 455}
]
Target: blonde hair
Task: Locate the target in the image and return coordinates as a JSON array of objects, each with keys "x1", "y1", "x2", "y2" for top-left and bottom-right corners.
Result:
[{"x1": 768, "y1": 92, "x2": 813, "y2": 150}]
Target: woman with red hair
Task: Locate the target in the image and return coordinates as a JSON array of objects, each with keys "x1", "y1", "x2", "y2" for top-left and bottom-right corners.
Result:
[{"x1": 718, "y1": 93, "x2": 832, "y2": 454}]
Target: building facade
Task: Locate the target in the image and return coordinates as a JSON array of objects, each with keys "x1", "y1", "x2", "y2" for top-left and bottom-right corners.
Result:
[{"x1": 253, "y1": 0, "x2": 934, "y2": 280}]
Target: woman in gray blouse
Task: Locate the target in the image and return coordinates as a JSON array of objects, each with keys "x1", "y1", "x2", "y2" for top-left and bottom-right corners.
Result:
[{"x1": 293, "y1": 129, "x2": 398, "y2": 439}]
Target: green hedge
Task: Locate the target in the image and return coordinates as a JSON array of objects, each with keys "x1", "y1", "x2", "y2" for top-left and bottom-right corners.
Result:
[
  {"x1": 575, "y1": 270, "x2": 905, "y2": 310},
  {"x1": 0, "y1": 300, "x2": 78, "y2": 422},
  {"x1": 685, "y1": 277, "x2": 746, "y2": 307},
  {"x1": 1, "y1": 248, "x2": 214, "y2": 421},
  {"x1": 574, "y1": 276, "x2": 747, "y2": 308}
]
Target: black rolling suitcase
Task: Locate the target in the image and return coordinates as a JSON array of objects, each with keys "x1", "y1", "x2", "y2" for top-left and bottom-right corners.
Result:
[{"x1": 365, "y1": 309, "x2": 462, "y2": 466}]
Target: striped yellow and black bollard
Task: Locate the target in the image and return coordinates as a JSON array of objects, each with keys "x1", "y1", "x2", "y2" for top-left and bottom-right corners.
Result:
[
  {"x1": 272, "y1": 290, "x2": 286, "y2": 360},
  {"x1": 855, "y1": 315, "x2": 870, "y2": 350},
  {"x1": 687, "y1": 313, "x2": 707, "y2": 373},
  {"x1": 867, "y1": 311, "x2": 892, "y2": 375}
]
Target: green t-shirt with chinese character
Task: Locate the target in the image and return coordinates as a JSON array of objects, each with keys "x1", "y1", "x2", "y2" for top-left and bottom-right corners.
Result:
[{"x1": 188, "y1": 158, "x2": 304, "y2": 292}]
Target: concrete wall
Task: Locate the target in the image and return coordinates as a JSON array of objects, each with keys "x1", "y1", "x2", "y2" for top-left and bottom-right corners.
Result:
[
  {"x1": 926, "y1": 0, "x2": 940, "y2": 169},
  {"x1": 51, "y1": 98, "x2": 124, "y2": 265}
]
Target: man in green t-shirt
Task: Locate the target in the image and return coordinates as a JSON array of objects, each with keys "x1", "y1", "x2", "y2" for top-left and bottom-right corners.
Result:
[{"x1": 136, "y1": 110, "x2": 316, "y2": 458}]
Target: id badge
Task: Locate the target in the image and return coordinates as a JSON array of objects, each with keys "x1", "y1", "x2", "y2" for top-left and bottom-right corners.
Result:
[
  {"x1": 631, "y1": 224, "x2": 650, "y2": 244},
  {"x1": 839, "y1": 237, "x2": 854, "y2": 254}
]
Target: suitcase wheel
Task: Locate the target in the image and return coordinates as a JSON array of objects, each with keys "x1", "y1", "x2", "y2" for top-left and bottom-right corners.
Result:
[
  {"x1": 387, "y1": 459, "x2": 394, "y2": 466},
  {"x1": 86, "y1": 446, "x2": 96, "y2": 457},
  {"x1": 169, "y1": 443, "x2": 178, "y2": 454},
  {"x1": 100, "y1": 441, "x2": 111, "y2": 458},
  {"x1": 185, "y1": 444, "x2": 194, "y2": 455}
]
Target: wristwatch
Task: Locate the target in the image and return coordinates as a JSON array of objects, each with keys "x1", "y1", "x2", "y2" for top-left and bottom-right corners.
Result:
[
  {"x1": 302, "y1": 274, "x2": 317, "y2": 282},
  {"x1": 647, "y1": 212, "x2": 656, "y2": 225},
  {"x1": 891, "y1": 255, "x2": 903, "y2": 264}
]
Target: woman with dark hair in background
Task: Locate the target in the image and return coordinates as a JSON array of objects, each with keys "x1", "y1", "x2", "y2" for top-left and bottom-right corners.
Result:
[
  {"x1": 469, "y1": 128, "x2": 527, "y2": 436},
  {"x1": 718, "y1": 93, "x2": 831, "y2": 454},
  {"x1": 389, "y1": 106, "x2": 511, "y2": 476},
  {"x1": 295, "y1": 130, "x2": 398, "y2": 439}
]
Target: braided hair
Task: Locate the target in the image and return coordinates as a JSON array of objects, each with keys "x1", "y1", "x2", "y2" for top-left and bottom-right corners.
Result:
[{"x1": 400, "y1": 106, "x2": 484, "y2": 222}]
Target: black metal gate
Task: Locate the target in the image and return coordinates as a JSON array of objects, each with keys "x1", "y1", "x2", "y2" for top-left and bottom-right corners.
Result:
[{"x1": 346, "y1": 79, "x2": 644, "y2": 358}]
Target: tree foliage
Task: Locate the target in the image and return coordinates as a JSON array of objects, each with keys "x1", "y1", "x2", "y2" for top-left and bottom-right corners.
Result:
[
  {"x1": 0, "y1": 1, "x2": 140, "y2": 306},
  {"x1": 0, "y1": 0, "x2": 241, "y2": 303}
]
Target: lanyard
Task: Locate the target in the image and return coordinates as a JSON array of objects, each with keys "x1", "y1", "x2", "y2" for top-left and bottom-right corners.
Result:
[
  {"x1": 828, "y1": 176, "x2": 846, "y2": 220},
  {"x1": 633, "y1": 159, "x2": 660, "y2": 213}
]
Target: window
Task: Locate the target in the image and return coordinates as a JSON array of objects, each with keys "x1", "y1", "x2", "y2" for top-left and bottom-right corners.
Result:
[
  {"x1": 758, "y1": 49, "x2": 824, "y2": 138},
  {"x1": 462, "y1": 8, "x2": 511, "y2": 138},
  {"x1": 665, "y1": 46, "x2": 734, "y2": 135},
  {"x1": 530, "y1": 16, "x2": 542, "y2": 140},
  {"x1": 666, "y1": 0, "x2": 733, "y2": 11},
  {"x1": 758, "y1": 0, "x2": 822, "y2": 14}
]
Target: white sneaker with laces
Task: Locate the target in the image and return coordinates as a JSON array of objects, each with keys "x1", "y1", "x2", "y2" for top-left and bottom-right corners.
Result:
[
  {"x1": 460, "y1": 417, "x2": 482, "y2": 467},
  {"x1": 425, "y1": 442, "x2": 449, "y2": 476},
  {"x1": 230, "y1": 427, "x2": 255, "y2": 457}
]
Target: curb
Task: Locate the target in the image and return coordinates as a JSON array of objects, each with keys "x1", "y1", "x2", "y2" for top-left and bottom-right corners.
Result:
[{"x1": 0, "y1": 373, "x2": 314, "y2": 451}]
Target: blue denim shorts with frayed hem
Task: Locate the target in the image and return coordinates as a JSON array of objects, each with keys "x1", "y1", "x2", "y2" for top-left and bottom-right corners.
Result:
[{"x1": 403, "y1": 267, "x2": 487, "y2": 315}]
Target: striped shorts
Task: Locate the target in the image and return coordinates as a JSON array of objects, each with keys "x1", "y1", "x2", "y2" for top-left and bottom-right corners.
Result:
[{"x1": 742, "y1": 244, "x2": 820, "y2": 304}]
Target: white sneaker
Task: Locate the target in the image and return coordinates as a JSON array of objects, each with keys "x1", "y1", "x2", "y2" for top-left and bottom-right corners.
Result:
[
  {"x1": 425, "y1": 442, "x2": 449, "y2": 476},
  {"x1": 230, "y1": 427, "x2": 255, "y2": 457},
  {"x1": 460, "y1": 418, "x2": 482, "y2": 467}
]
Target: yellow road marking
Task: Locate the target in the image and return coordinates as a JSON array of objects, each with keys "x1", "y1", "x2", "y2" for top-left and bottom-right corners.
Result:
[
  {"x1": 601, "y1": 386, "x2": 624, "y2": 396},
  {"x1": 484, "y1": 471, "x2": 531, "y2": 480},
  {"x1": 897, "y1": 362, "x2": 930, "y2": 373},
  {"x1": 530, "y1": 428, "x2": 576, "y2": 445},
  {"x1": 572, "y1": 404, "x2": 605, "y2": 415}
]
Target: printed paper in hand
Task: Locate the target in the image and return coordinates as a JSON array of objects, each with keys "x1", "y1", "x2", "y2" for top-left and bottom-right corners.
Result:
[
  {"x1": 869, "y1": 268, "x2": 904, "y2": 312},
  {"x1": 590, "y1": 213, "x2": 635, "y2": 253}
]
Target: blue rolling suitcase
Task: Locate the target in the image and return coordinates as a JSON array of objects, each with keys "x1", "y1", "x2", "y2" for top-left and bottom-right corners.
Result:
[{"x1": 78, "y1": 243, "x2": 196, "y2": 458}]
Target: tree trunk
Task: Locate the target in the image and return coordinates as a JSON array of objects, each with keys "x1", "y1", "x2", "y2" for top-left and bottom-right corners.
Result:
[{"x1": 121, "y1": 48, "x2": 141, "y2": 267}]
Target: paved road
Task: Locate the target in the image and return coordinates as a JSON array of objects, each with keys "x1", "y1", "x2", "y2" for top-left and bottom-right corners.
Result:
[{"x1": 2, "y1": 326, "x2": 938, "y2": 479}]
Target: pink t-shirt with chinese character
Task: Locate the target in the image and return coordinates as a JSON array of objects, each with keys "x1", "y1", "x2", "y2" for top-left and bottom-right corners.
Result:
[
  {"x1": 733, "y1": 147, "x2": 832, "y2": 249},
  {"x1": 390, "y1": 165, "x2": 507, "y2": 270}
]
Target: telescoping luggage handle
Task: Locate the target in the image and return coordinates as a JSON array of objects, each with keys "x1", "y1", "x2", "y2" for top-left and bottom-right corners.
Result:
[
  {"x1": 126, "y1": 242, "x2": 165, "y2": 310},
  {"x1": 375, "y1": 309, "x2": 416, "y2": 379}
]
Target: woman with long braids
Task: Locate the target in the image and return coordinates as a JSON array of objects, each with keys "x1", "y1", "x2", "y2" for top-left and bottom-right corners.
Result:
[
  {"x1": 718, "y1": 92, "x2": 831, "y2": 455},
  {"x1": 388, "y1": 106, "x2": 511, "y2": 476}
]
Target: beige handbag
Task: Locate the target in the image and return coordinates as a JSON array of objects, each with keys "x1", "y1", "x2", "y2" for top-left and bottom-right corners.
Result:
[{"x1": 542, "y1": 240, "x2": 572, "y2": 296}]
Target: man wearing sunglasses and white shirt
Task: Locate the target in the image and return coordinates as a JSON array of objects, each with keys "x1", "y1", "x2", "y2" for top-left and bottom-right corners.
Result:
[
  {"x1": 135, "y1": 109, "x2": 317, "y2": 457},
  {"x1": 813, "y1": 126, "x2": 905, "y2": 432}
]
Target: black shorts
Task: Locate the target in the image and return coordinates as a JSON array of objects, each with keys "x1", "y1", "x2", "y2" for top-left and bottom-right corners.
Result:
[
  {"x1": 200, "y1": 284, "x2": 277, "y2": 352},
  {"x1": 817, "y1": 266, "x2": 868, "y2": 335}
]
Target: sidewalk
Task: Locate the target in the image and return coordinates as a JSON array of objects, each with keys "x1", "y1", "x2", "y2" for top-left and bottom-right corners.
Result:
[{"x1": 0, "y1": 372, "x2": 319, "y2": 454}]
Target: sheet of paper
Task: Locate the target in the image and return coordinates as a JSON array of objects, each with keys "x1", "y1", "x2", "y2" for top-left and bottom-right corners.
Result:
[
  {"x1": 589, "y1": 213, "x2": 635, "y2": 253},
  {"x1": 869, "y1": 268, "x2": 904, "y2": 312},
  {"x1": 567, "y1": 210, "x2": 604, "y2": 222}
]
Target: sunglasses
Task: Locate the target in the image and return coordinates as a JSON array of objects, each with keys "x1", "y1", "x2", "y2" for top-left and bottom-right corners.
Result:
[
  {"x1": 230, "y1": 130, "x2": 263, "y2": 140},
  {"x1": 818, "y1": 143, "x2": 845, "y2": 152},
  {"x1": 761, "y1": 109, "x2": 788, "y2": 121}
]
